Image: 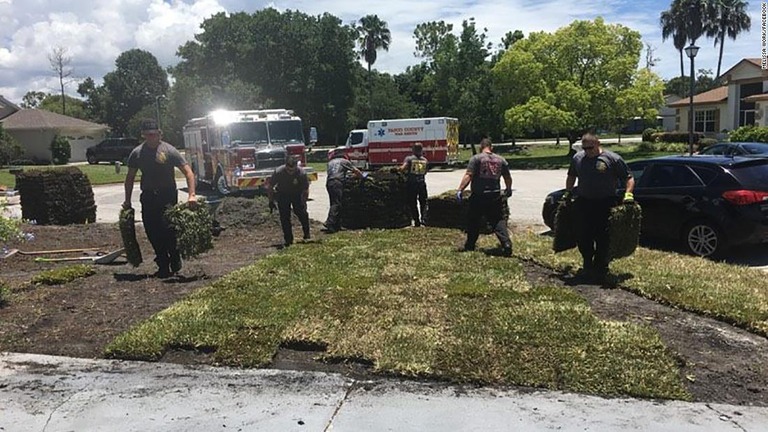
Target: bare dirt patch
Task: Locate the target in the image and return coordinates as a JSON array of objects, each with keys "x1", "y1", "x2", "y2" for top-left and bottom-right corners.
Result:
[{"x1": 2, "y1": 208, "x2": 767, "y2": 406}]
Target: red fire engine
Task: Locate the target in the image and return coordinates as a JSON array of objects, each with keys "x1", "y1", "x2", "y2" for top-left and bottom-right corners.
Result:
[{"x1": 183, "y1": 109, "x2": 317, "y2": 195}]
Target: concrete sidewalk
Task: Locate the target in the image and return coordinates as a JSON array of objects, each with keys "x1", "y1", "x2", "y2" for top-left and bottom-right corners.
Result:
[{"x1": 2, "y1": 352, "x2": 767, "y2": 431}]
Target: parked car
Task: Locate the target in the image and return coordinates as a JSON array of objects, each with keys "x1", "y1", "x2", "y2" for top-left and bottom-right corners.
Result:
[
  {"x1": 542, "y1": 155, "x2": 768, "y2": 257},
  {"x1": 698, "y1": 142, "x2": 768, "y2": 157},
  {"x1": 86, "y1": 137, "x2": 139, "y2": 164}
]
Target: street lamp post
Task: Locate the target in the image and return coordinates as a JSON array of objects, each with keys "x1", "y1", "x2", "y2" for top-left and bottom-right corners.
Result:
[
  {"x1": 684, "y1": 44, "x2": 699, "y2": 156},
  {"x1": 155, "y1": 95, "x2": 166, "y2": 130}
]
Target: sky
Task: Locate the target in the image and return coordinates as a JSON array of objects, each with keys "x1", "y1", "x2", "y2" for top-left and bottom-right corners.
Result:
[{"x1": 0, "y1": 0, "x2": 764, "y2": 105}]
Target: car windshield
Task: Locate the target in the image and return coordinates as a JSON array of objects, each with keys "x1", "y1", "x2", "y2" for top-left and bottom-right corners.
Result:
[
  {"x1": 730, "y1": 161, "x2": 768, "y2": 188},
  {"x1": 268, "y1": 120, "x2": 304, "y2": 145}
]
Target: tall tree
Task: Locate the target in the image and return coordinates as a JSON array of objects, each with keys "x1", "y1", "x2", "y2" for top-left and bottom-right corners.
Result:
[
  {"x1": 660, "y1": 5, "x2": 690, "y2": 77},
  {"x1": 660, "y1": 0, "x2": 715, "y2": 77},
  {"x1": 20, "y1": 91, "x2": 47, "y2": 109},
  {"x1": 48, "y1": 46, "x2": 73, "y2": 115},
  {"x1": 357, "y1": 14, "x2": 391, "y2": 120},
  {"x1": 493, "y1": 18, "x2": 664, "y2": 150},
  {"x1": 708, "y1": 0, "x2": 751, "y2": 79}
]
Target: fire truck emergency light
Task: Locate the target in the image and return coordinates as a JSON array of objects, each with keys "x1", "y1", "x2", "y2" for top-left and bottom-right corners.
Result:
[{"x1": 211, "y1": 109, "x2": 239, "y2": 126}]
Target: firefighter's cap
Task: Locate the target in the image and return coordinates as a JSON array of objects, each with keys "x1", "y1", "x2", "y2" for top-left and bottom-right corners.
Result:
[{"x1": 141, "y1": 119, "x2": 160, "y2": 132}]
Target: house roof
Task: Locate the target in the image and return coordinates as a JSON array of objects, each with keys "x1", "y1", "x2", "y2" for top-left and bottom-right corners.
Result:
[
  {"x1": 719, "y1": 58, "x2": 764, "y2": 81},
  {"x1": 0, "y1": 95, "x2": 20, "y2": 112},
  {"x1": 742, "y1": 93, "x2": 768, "y2": 102},
  {"x1": 668, "y1": 86, "x2": 728, "y2": 107},
  {"x1": 0, "y1": 109, "x2": 108, "y2": 131}
]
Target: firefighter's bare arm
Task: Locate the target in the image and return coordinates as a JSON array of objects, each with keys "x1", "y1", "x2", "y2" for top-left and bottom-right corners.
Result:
[
  {"x1": 122, "y1": 167, "x2": 138, "y2": 209},
  {"x1": 503, "y1": 172, "x2": 513, "y2": 195},
  {"x1": 565, "y1": 175, "x2": 577, "y2": 191},
  {"x1": 180, "y1": 164, "x2": 197, "y2": 205},
  {"x1": 457, "y1": 171, "x2": 472, "y2": 192}
]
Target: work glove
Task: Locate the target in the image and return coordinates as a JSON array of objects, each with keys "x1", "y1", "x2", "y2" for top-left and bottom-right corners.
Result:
[
  {"x1": 121, "y1": 201, "x2": 132, "y2": 210},
  {"x1": 456, "y1": 190, "x2": 463, "y2": 203},
  {"x1": 623, "y1": 192, "x2": 634, "y2": 203},
  {"x1": 504, "y1": 188, "x2": 513, "y2": 198},
  {"x1": 361, "y1": 172, "x2": 369, "y2": 179},
  {"x1": 269, "y1": 200, "x2": 276, "y2": 213},
  {"x1": 559, "y1": 190, "x2": 573, "y2": 204}
]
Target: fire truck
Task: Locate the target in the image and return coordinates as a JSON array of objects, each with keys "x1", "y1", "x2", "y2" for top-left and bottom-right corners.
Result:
[
  {"x1": 330, "y1": 117, "x2": 460, "y2": 168},
  {"x1": 183, "y1": 109, "x2": 317, "y2": 195}
]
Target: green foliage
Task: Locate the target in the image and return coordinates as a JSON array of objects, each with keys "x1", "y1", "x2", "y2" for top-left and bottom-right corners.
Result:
[
  {"x1": 493, "y1": 18, "x2": 663, "y2": 143},
  {"x1": 0, "y1": 124, "x2": 22, "y2": 166},
  {"x1": 165, "y1": 200, "x2": 214, "y2": 259},
  {"x1": 347, "y1": 68, "x2": 418, "y2": 129},
  {"x1": 31, "y1": 264, "x2": 96, "y2": 286},
  {"x1": 650, "y1": 131, "x2": 702, "y2": 144},
  {"x1": 636, "y1": 141, "x2": 689, "y2": 153},
  {"x1": 642, "y1": 128, "x2": 658, "y2": 143},
  {"x1": 21, "y1": 92, "x2": 91, "y2": 120},
  {"x1": 729, "y1": 126, "x2": 768, "y2": 143},
  {"x1": 664, "y1": 69, "x2": 720, "y2": 98},
  {"x1": 50, "y1": 135, "x2": 71, "y2": 165},
  {"x1": 699, "y1": 138, "x2": 717, "y2": 149},
  {"x1": 0, "y1": 203, "x2": 23, "y2": 243}
]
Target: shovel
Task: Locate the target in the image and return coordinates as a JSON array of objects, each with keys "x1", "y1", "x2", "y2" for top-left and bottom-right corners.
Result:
[
  {"x1": 33, "y1": 248, "x2": 126, "y2": 264},
  {"x1": 2, "y1": 247, "x2": 103, "y2": 259}
]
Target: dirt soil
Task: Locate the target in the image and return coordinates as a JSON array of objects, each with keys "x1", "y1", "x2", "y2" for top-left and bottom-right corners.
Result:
[{"x1": 2, "y1": 199, "x2": 767, "y2": 407}]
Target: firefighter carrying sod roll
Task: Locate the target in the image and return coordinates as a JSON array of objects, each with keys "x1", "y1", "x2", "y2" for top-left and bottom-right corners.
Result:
[
  {"x1": 564, "y1": 133, "x2": 635, "y2": 283},
  {"x1": 123, "y1": 119, "x2": 198, "y2": 278},
  {"x1": 456, "y1": 138, "x2": 513, "y2": 256}
]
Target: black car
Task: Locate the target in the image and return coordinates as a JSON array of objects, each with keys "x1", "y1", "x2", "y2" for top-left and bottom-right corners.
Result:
[
  {"x1": 542, "y1": 155, "x2": 768, "y2": 257},
  {"x1": 86, "y1": 137, "x2": 139, "y2": 164},
  {"x1": 698, "y1": 142, "x2": 768, "y2": 157}
]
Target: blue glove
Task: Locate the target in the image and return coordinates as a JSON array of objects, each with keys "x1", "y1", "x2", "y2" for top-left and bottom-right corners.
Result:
[
  {"x1": 456, "y1": 190, "x2": 463, "y2": 202},
  {"x1": 361, "y1": 172, "x2": 369, "y2": 179}
]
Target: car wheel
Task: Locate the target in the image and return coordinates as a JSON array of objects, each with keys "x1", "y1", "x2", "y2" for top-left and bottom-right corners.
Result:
[
  {"x1": 214, "y1": 171, "x2": 230, "y2": 196},
  {"x1": 683, "y1": 220, "x2": 725, "y2": 258},
  {"x1": 87, "y1": 154, "x2": 98, "y2": 165}
]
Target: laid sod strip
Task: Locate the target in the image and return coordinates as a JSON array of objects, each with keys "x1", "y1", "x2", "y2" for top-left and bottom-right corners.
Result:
[
  {"x1": 515, "y1": 230, "x2": 768, "y2": 336},
  {"x1": 31, "y1": 264, "x2": 96, "y2": 286},
  {"x1": 106, "y1": 228, "x2": 688, "y2": 400}
]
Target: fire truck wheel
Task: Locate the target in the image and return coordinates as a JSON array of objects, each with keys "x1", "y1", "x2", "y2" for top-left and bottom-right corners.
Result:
[{"x1": 215, "y1": 171, "x2": 230, "y2": 196}]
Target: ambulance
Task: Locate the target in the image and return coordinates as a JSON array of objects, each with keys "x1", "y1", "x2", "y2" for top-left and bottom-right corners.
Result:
[
  {"x1": 330, "y1": 117, "x2": 459, "y2": 168},
  {"x1": 183, "y1": 109, "x2": 317, "y2": 195}
]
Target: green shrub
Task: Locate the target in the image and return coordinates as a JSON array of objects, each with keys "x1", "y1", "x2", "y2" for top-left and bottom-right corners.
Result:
[
  {"x1": 636, "y1": 141, "x2": 656, "y2": 152},
  {"x1": 0, "y1": 124, "x2": 22, "y2": 166},
  {"x1": 31, "y1": 264, "x2": 95, "y2": 286},
  {"x1": 641, "y1": 127, "x2": 658, "y2": 143},
  {"x1": 729, "y1": 126, "x2": 768, "y2": 143},
  {"x1": 0, "y1": 281, "x2": 10, "y2": 307},
  {"x1": 0, "y1": 203, "x2": 23, "y2": 242},
  {"x1": 50, "y1": 135, "x2": 71, "y2": 165},
  {"x1": 698, "y1": 138, "x2": 718, "y2": 149}
]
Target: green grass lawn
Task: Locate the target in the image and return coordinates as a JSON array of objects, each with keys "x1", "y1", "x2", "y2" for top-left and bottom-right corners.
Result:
[{"x1": 107, "y1": 228, "x2": 690, "y2": 400}]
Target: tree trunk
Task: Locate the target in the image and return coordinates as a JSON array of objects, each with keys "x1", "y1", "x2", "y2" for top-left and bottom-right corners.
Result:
[
  {"x1": 368, "y1": 62, "x2": 373, "y2": 121},
  {"x1": 60, "y1": 80, "x2": 66, "y2": 115},
  {"x1": 715, "y1": 34, "x2": 725, "y2": 80},
  {"x1": 679, "y1": 50, "x2": 684, "y2": 79}
]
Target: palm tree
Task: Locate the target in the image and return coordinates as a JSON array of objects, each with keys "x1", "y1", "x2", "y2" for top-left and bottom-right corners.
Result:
[
  {"x1": 708, "y1": 0, "x2": 751, "y2": 79},
  {"x1": 357, "y1": 15, "x2": 391, "y2": 120},
  {"x1": 661, "y1": 8, "x2": 689, "y2": 77}
]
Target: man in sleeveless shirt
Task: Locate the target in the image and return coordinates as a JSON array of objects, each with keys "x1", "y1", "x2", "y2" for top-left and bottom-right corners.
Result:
[
  {"x1": 456, "y1": 138, "x2": 513, "y2": 256},
  {"x1": 565, "y1": 133, "x2": 634, "y2": 283},
  {"x1": 400, "y1": 142, "x2": 429, "y2": 226},
  {"x1": 123, "y1": 119, "x2": 197, "y2": 278}
]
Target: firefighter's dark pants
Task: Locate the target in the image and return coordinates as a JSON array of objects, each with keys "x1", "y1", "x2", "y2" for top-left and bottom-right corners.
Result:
[
  {"x1": 325, "y1": 179, "x2": 344, "y2": 232},
  {"x1": 407, "y1": 181, "x2": 428, "y2": 226},
  {"x1": 464, "y1": 193, "x2": 511, "y2": 251},
  {"x1": 140, "y1": 188, "x2": 179, "y2": 270},
  {"x1": 277, "y1": 192, "x2": 310, "y2": 245},
  {"x1": 575, "y1": 197, "x2": 616, "y2": 275}
]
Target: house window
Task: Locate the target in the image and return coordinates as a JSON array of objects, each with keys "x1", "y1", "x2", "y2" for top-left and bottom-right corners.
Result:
[
  {"x1": 694, "y1": 109, "x2": 716, "y2": 133},
  {"x1": 739, "y1": 109, "x2": 756, "y2": 127}
]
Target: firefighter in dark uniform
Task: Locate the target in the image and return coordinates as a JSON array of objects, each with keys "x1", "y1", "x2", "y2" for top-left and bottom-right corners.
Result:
[
  {"x1": 267, "y1": 156, "x2": 311, "y2": 247},
  {"x1": 400, "y1": 142, "x2": 429, "y2": 226},
  {"x1": 123, "y1": 119, "x2": 198, "y2": 278},
  {"x1": 456, "y1": 138, "x2": 513, "y2": 256},
  {"x1": 565, "y1": 133, "x2": 634, "y2": 282},
  {"x1": 323, "y1": 152, "x2": 363, "y2": 233}
]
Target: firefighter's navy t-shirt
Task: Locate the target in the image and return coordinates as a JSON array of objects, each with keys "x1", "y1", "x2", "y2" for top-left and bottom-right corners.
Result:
[
  {"x1": 326, "y1": 157, "x2": 355, "y2": 182},
  {"x1": 403, "y1": 155, "x2": 428, "y2": 183},
  {"x1": 127, "y1": 141, "x2": 186, "y2": 192},
  {"x1": 466, "y1": 152, "x2": 509, "y2": 194},
  {"x1": 567, "y1": 149, "x2": 630, "y2": 199},
  {"x1": 270, "y1": 165, "x2": 309, "y2": 195}
]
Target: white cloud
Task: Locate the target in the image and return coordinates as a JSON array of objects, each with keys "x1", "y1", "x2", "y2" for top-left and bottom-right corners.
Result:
[{"x1": 0, "y1": 0, "x2": 762, "y2": 104}]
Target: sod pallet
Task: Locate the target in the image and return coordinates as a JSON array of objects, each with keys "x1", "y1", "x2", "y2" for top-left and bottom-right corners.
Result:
[
  {"x1": 426, "y1": 190, "x2": 509, "y2": 233},
  {"x1": 340, "y1": 168, "x2": 411, "y2": 229},
  {"x1": 16, "y1": 167, "x2": 96, "y2": 225}
]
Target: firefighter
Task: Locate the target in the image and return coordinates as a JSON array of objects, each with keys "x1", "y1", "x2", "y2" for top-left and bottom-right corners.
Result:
[
  {"x1": 123, "y1": 119, "x2": 197, "y2": 278},
  {"x1": 456, "y1": 138, "x2": 513, "y2": 256},
  {"x1": 565, "y1": 133, "x2": 634, "y2": 283},
  {"x1": 323, "y1": 152, "x2": 363, "y2": 233},
  {"x1": 267, "y1": 156, "x2": 311, "y2": 247},
  {"x1": 400, "y1": 142, "x2": 429, "y2": 226}
]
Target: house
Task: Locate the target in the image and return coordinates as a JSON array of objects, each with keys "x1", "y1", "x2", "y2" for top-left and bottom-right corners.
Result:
[
  {"x1": 0, "y1": 98, "x2": 109, "y2": 163},
  {"x1": 668, "y1": 58, "x2": 768, "y2": 136},
  {"x1": 660, "y1": 94, "x2": 683, "y2": 132}
]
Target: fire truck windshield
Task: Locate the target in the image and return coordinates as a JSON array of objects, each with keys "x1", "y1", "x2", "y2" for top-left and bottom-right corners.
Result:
[
  {"x1": 228, "y1": 122, "x2": 269, "y2": 145},
  {"x1": 268, "y1": 120, "x2": 304, "y2": 144}
]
